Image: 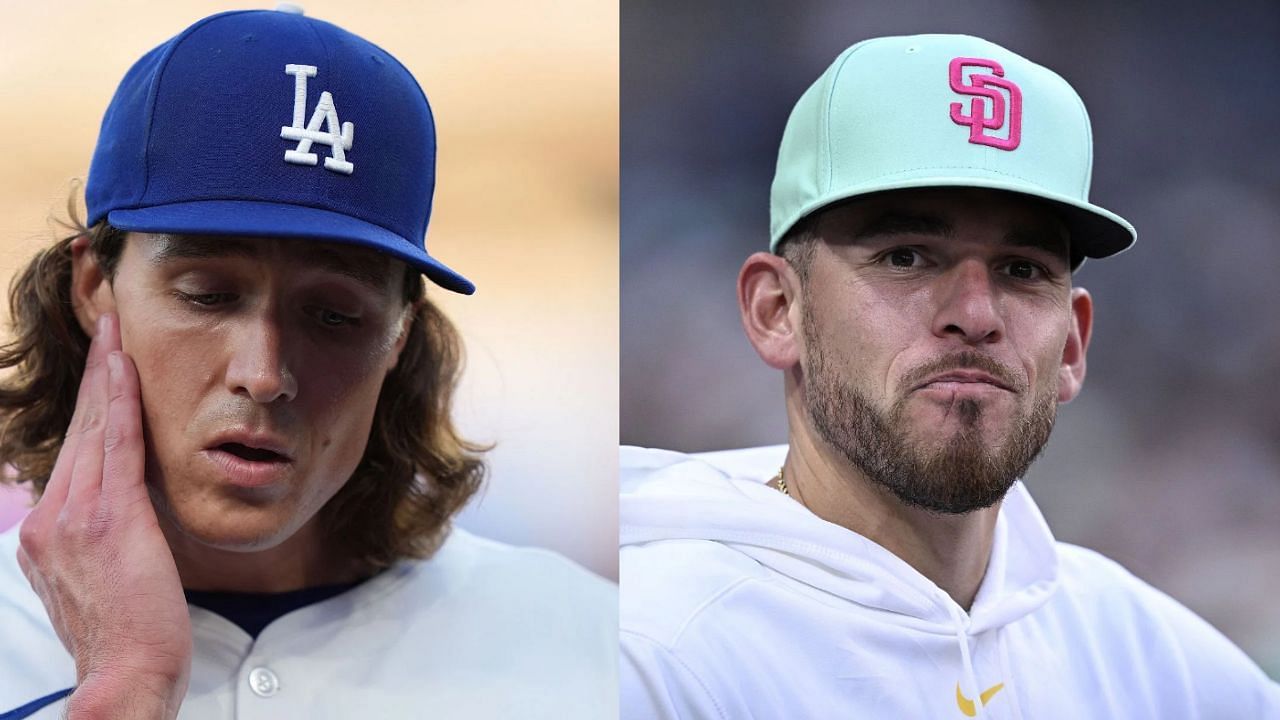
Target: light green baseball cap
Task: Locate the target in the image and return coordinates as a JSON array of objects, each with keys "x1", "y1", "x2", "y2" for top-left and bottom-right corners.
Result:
[{"x1": 770, "y1": 34, "x2": 1136, "y2": 266}]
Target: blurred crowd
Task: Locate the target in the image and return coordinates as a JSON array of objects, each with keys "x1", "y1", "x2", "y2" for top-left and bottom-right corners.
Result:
[{"x1": 620, "y1": 0, "x2": 1280, "y2": 676}]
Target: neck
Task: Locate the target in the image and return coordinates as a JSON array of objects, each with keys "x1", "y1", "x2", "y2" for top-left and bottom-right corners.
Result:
[
  {"x1": 783, "y1": 423, "x2": 999, "y2": 612},
  {"x1": 159, "y1": 514, "x2": 368, "y2": 593}
]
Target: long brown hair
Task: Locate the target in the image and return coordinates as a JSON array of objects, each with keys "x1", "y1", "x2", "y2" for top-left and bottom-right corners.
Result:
[{"x1": 0, "y1": 212, "x2": 486, "y2": 569}]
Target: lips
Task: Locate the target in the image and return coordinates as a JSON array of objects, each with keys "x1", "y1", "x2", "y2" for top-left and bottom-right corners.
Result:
[
  {"x1": 913, "y1": 369, "x2": 1016, "y2": 393},
  {"x1": 217, "y1": 442, "x2": 289, "y2": 462},
  {"x1": 203, "y1": 432, "x2": 296, "y2": 488},
  {"x1": 206, "y1": 433, "x2": 294, "y2": 462}
]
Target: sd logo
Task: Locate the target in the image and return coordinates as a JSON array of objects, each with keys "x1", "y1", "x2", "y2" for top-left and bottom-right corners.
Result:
[{"x1": 948, "y1": 57, "x2": 1022, "y2": 151}]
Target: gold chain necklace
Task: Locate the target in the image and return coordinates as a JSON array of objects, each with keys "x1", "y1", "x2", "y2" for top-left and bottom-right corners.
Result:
[{"x1": 769, "y1": 467, "x2": 789, "y2": 496}]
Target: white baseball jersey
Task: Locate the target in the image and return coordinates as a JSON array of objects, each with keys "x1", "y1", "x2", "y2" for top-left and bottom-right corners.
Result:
[{"x1": 0, "y1": 525, "x2": 618, "y2": 719}]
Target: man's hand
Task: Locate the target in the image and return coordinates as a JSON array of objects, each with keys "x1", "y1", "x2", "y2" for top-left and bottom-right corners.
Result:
[{"x1": 16, "y1": 312, "x2": 191, "y2": 720}]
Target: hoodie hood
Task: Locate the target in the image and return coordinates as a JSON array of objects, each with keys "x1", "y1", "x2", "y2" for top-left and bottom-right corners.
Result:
[{"x1": 621, "y1": 445, "x2": 1060, "y2": 636}]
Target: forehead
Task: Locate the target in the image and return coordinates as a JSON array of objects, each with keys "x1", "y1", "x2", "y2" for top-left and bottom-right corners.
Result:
[
  {"x1": 814, "y1": 187, "x2": 1070, "y2": 253},
  {"x1": 131, "y1": 233, "x2": 404, "y2": 291}
]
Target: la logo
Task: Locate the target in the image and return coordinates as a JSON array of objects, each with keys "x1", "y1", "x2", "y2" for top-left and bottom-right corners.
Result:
[{"x1": 281, "y1": 64, "x2": 354, "y2": 175}]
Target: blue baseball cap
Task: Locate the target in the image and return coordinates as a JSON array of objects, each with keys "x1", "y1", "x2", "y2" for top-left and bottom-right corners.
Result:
[{"x1": 86, "y1": 5, "x2": 474, "y2": 294}]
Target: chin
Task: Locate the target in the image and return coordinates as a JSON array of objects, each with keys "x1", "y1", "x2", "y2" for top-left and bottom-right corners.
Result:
[
  {"x1": 152, "y1": 485, "x2": 312, "y2": 553},
  {"x1": 908, "y1": 401, "x2": 1014, "y2": 437}
]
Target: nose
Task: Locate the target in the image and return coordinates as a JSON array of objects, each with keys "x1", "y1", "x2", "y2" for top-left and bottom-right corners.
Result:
[
  {"x1": 225, "y1": 317, "x2": 298, "y2": 403},
  {"x1": 931, "y1": 259, "x2": 1005, "y2": 345}
]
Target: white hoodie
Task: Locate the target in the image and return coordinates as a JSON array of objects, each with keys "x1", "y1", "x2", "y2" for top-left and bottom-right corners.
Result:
[{"x1": 620, "y1": 446, "x2": 1280, "y2": 719}]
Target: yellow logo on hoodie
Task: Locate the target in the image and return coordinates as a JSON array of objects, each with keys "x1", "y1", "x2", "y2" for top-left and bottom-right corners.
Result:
[{"x1": 955, "y1": 682, "x2": 1004, "y2": 716}]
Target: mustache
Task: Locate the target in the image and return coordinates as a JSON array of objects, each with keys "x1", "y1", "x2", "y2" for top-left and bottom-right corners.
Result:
[
  {"x1": 900, "y1": 351, "x2": 1027, "y2": 393},
  {"x1": 199, "y1": 402, "x2": 299, "y2": 433}
]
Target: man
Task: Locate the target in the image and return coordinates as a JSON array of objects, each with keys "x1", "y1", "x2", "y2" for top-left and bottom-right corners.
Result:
[
  {"x1": 620, "y1": 34, "x2": 1280, "y2": 718},
  {"x1": 0, "y1": 7, "x2": 615, "y2": 719}
]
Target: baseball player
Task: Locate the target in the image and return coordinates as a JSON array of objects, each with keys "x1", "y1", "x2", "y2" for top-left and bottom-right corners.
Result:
[
  {"x1": 0, "y1": 7, "x2": 615, "y2": 719},
  {"x1": 620, "y1": 34, "x2": 1280, "y2": 718}
]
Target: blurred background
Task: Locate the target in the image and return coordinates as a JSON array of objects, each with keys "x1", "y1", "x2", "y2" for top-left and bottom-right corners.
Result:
[
  {"x1": 0, "y1": 0, "x2": 618, "y2": 580},
  {"x1": 622, "y1": 0, "x2": 1280, "y2": 676}
]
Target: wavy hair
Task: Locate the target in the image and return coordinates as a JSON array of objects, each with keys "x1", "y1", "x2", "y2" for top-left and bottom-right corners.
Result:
[{"x1": 0, "y1": 206, "x2": 486, "y2": 569}]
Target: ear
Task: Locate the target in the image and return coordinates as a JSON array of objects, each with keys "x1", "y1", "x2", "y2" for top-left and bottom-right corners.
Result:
[
  {"x1": 70, "y1": 234, "x2": 117, "y2": 336},
  {"x1": 1057, "y1": 286, "x2": 1093, "y2": 403},
  {"x1": 738, "y1": 252, "x2": 803, "y2": 370}
]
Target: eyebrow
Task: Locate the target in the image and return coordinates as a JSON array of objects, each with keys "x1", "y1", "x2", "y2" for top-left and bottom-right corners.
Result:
[
  {"x1": 149, "y1": 235, "x2": 394, "y2": 291},
  {"x1": 851, "y1": 211, "x2": 952, "y2": 241},
  {"x1": 1004, "y1": 227, "x2": 1069, "y2": 259},
  {"x1": 851, "y1": 210, "x2": 1070, "y2": 260}
]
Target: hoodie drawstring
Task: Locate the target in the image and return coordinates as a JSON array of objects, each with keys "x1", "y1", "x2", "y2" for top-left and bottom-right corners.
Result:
[{"x1": 947, "y1": 601, "x2": 988, "y2": 719}]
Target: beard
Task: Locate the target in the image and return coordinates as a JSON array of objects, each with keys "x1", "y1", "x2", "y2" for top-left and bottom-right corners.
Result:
[{"x1": 801, "y1": 311, "x2": 1056, "y2": 515}]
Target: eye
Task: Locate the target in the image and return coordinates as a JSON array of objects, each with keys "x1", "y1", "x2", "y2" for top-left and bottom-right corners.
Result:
[
  {"x1": 1001, "y1": 259, "x2": 1045, "y2": 281},
  {"x1": 307, "y1": 306, "x2": 361, "y2": 328},
  {"x1": 880, "y1": 247, "x2": 926, "y2": 268},
  {"x1": 177, "y1": 291, "x2": 237, "y2": 306}
]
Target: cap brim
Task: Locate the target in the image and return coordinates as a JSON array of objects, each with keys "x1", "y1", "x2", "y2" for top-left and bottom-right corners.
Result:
[
  {"x1": 772, "y1": 175, "x2": 1136, "y2": 270},
  {"x1": 108, "y1": 200, "x2": 475, "y2": 295}
]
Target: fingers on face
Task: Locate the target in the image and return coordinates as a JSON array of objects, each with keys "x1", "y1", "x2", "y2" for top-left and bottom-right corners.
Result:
[
  {"x1": 32, "y1": 314, "x2": 132, "y2": 535},
  {"x1": 102, "y1": 351, "x2": 145, "y2": 501},
  {"x1": 40, "y1": 314, "x2": 112, "y2": 510},
  {"x1": 64, "y1": 314, "x2": 120, "y2": 506},
  {"x1": 16, "y1": 314, "x2": 140, "y2": 629}
]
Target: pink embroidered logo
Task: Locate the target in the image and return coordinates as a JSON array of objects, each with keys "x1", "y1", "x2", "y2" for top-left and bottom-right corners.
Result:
[{"x1": 948, "y1": 57, "x2": 1022, "y2": 151}]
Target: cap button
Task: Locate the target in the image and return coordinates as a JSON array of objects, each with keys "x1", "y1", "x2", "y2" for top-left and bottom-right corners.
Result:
[{"x1": 274, "y1": 2, "x2": 305, "y2": 14}]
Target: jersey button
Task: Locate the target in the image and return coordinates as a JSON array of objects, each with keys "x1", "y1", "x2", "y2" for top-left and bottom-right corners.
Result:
[{"x1": 248, "y1": 667, "x2": 280, "y2": 697}]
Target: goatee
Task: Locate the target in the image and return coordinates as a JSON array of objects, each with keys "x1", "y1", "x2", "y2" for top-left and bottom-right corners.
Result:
[{"x1": 802, "y1": 315, "x2": 1056, "y2": 514}]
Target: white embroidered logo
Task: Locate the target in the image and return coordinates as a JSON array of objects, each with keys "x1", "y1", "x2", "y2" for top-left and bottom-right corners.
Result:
[{"x1": 280, "y1": 64, "x2": 354, "y2": 175}]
